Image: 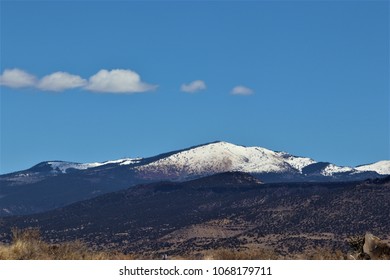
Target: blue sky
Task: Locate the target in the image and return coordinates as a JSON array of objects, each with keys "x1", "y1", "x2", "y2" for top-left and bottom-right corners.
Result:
[{"x1": 0, "y1": 1, "x2": 389, "y2": 174}]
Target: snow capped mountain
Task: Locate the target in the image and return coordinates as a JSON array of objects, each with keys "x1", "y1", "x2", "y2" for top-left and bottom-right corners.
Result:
[
  {"x1": 355, "y1": 160, "x2": 390, "y2": 175},
  {"x1": 2, "y1": 141, "x2": 385, "y2": 181},
  {"x1": 136, "y1": 141, "x2": 297, "y2": 179},
  {"x1": 134, "y1": 141, "x2": 375, "y2": 180}
]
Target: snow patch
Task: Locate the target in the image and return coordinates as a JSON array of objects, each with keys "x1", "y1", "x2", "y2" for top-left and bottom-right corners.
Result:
[
  {"x1": 356, "y1": 160, "x2": 390, "y2": 175},
  {"x1": 48, "y1": 162, "x2": 102, "y2": 173},
  {"x1": 119, "y1": 158, "x2": 142, "y2": 165},
  {"x1": 321, "y1": 164, "x2": 354, "y2": 176},
  {"x1": 48, "y1": 157, "x2": 142, "y2": 173},
  {"x1": 276, "y1": 152, "x2": 316, "y2": 173}
]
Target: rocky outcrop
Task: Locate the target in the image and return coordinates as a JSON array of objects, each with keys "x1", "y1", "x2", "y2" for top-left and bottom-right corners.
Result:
[
  {"x1": 363, "y1": 233, "x2": 390, "y2": 260},
  {"x1": 349, "y1": 233, "x2": 390, "y2": 260}
]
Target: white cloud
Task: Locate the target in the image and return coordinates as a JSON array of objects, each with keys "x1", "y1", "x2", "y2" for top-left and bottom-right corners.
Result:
[
  {"x1": 85, "y1": 69, "x2": 157, "y2": 93},
  {"x1": 0, "y1": 68, "x2": 37, "y2": 88},
  {"x1": 38, "y1": 72, "x2": 87, "y2": 92},
  {"x1": 231, "y1": 85, "x2": 254, "y2": 96},
  {"x1": 180, "y1": 80, "x2": 206, "y2": 93}
]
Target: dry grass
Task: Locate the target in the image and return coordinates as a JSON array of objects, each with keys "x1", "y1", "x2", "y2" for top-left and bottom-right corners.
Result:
[
  {"x1": 202, "y1": 247, "x2": 349, "y2": 260},
  {"x1": 294, "y1": 248, "x2": 347, "y2": 260},
  {"x1": 204, "y1": 248, "x2": 282, "y2": 260},
  {"x1": 2, "y1": 228, "x2": 386, "y2": 260},
  {"x1": 0, "y1": 228, "x2": 135, "y2": 260}
]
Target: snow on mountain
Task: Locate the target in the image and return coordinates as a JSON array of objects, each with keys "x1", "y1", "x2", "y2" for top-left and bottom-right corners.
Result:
[
  {"x1": 135, "y1": 142, "x2": 378, "y2": 179},
  {"x1": 48, "y1": 158, "x2": 142, "y2": 173},
  {"x1": 136, "y1": 141, "x2": 316, "y2": 178},
  {"x1": 119, "y1": 158, "x2": 143, "y2": 165},
  {"x1": 6, "y1": 141, "x2": 384, "y2": 181},
  {"x1": 355, "y1": 160, "x2": 390, "y2": 175},
  {"x1": 276, "y1": 152, "x2": 316, "y2": 172},
  {"x1": 320, "y1": 164, "x2": 355, "y2": 176},
  {"x1": 48, "y1": 161, "x2": 102, "y2": 173}
]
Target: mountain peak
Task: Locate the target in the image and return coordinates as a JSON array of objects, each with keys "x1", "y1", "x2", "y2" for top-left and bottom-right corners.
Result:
[
  {"x1": 190, "y1": 140, "x2": 246, "y2": 149},
  {"x1": 136, "y1": 141, "x2": 297, "y2": 180}
]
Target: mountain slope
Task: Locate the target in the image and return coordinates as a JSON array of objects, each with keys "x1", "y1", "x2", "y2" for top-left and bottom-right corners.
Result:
[{"x1": 1, "y1": 173, "x2": 389, "y2": 258}]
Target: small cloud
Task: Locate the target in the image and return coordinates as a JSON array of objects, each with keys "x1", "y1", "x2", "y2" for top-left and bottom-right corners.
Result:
[
  {"x1": 85, "y1": 69, "x2": 157, "y2": 94},
  {"x1": 180, "y1": 80, "x2": 206, "y2": 93},
  {"x1": 38, "y1": 72, "x2": 87, "y2": 92},
  {"x1": 231, "y1": 85, "x2": 254, "y2": 96},
  {"x1": 0, "y1": 68, "x2": 37, "y2": 88}
]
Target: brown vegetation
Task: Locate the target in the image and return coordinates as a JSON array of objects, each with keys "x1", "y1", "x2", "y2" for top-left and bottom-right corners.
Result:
[
  {"x1": 1, "y1": 228, "x2": 388, "y2": 260},
  {"x1": 0, "y1": 228, "x2": 134, "y2": 260},
  {"x1": 203, "y1": 248, "x2": 281, "y2": 260},
  {"x1": 202, "y1": 247, "x2": 346, "y2": 260}
]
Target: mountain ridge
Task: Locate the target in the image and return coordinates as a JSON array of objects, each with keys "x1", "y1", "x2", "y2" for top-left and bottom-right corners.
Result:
[
  {"x1": 0, "y1": 141, "x2": 388, "y2": 216},
  {"x1": 4, "y1": 141, "x2": 388, "y2": 177}
]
